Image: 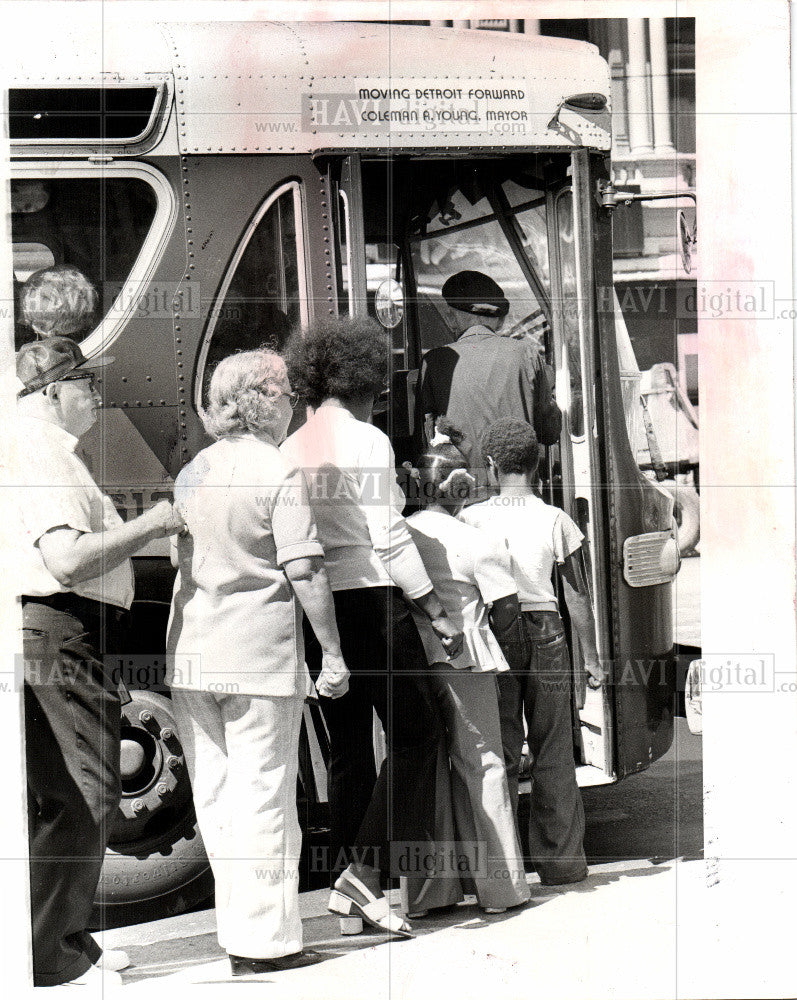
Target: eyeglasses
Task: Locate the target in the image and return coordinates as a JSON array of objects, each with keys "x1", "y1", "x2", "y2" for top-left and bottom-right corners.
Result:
[
  {"x1": 256, "y1": 387, "x2": 299, "y2": 409},
  {"x1": 58, "y1": 372, "x2": 98, "y2": 391}
]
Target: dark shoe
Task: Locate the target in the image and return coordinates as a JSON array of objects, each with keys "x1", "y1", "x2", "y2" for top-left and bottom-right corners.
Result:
[
  {"x1": 228, "y1": 950, "x2": 323, "y2": 976},
  {"x1": 539, "y1": 869, "x2": 589, "y2": 887},
  {"x1": 518, "y1": 753, "x2": 534, "y2": 781}
]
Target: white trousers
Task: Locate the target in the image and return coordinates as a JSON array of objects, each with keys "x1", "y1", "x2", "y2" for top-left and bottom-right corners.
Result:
[
  {"x1": 171, "y1": 690, "x2": 305, "y2": 959},
  {"x1": 402, "y1": 669, "x2": 530, "y2": 912}
]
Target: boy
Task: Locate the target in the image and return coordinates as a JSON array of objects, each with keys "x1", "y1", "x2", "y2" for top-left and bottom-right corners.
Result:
[{"x1": 459, "y1": 418, "x2": 603, "y2": 885}]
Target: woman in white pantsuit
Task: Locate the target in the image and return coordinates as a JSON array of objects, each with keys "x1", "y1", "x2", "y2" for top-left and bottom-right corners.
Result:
[{"x1": 166, "y1": 350, "x2": 349, "y2": 976}]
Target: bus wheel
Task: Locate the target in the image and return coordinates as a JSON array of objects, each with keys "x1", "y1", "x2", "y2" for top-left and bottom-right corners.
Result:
[
  {"x1": 90, "y1": 688, "x2": 214, "y2": 928},
  {"x1": 662, "y1": 480, "x2": 700, "y2": 555},
  {"x1": 92, "y1": 824, "x2": 214, "y2": 929}
]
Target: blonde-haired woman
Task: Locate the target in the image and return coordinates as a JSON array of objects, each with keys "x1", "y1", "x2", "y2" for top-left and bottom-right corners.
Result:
[{"x1": 167, "y1": 348, "x2": 349, "y2": 976}]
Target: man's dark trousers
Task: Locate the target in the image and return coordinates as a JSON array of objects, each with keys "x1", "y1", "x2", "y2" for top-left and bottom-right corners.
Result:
[{"x1": 22, "y1": 595, "x2": 127, "y2": 986}]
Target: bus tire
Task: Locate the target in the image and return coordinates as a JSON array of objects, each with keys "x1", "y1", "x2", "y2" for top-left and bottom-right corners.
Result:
[
  {"x1": 662, "y1": 481, "x2": 700, "y2": 555},
  {"x1": 91, "y1": 821, "x2": 214, "y2": 929}
]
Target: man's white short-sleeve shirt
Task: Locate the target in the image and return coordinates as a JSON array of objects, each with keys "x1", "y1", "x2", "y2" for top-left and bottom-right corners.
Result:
[{"x1": 17, "y1": 416, "x2": 134, "y2": 609}]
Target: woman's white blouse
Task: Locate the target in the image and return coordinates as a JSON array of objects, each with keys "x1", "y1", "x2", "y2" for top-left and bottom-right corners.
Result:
[
  {"x1": 281, "y1": 404, "x2": 433, "y2": 598},
  {"x1": 166, "y1": 434, "x2": 323, "y2": 696}
]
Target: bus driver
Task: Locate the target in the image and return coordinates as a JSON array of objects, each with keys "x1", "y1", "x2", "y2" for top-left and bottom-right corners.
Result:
[{"x1": 416, "y1": 270, "x2": 562, "y2": 493}]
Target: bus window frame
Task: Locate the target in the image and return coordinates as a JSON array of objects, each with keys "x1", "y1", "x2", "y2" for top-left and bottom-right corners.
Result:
[
  {"x1": 11, "y1": 160, "x2": 177, "y2": 359},
  {"x1": 552, "y1": 186, "x2": 586, "y2": 446},
  {"x1": 337, "y1": 155, "x2": 368, "y2": 319},
  {"x1": 9, "y1": 79, "x2": 174, "y2": 156},
  {"x1": 401, "y1": 237, "x2": 421, "y2": 372},
  {"x1": 487, "y1": 182, "x2": 552, "y2": 322},
  {"x1": 335, "y1": 186, "x2": 354, "y2": 315},
  {"x1": 404, "y1": 171, "x2": 551, "y2": 358},
  {"x1": 193, "y1": 179, "x2": 309, "y2": 412}
]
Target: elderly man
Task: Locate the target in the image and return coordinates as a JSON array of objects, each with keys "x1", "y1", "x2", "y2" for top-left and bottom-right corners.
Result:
[
  {"x1": 15, "y1": 336, "x2": 184, "y2": 987},
  {"x1": 416, "y1": 270, "x2": 562, "y2": 491}
]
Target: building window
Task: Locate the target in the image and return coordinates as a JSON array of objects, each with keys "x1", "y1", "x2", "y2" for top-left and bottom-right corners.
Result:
[{"x1": 539, "y1": 19, "x2": 590, "y2": 42}]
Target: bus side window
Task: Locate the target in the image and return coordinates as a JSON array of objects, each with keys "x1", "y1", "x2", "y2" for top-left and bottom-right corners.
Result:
[
  {"x1": 11, "y1": 177, "x2": 158, "y2": 348},
  {"x1": 200, "y1": 186, "x2": 301, "y2": 404}
]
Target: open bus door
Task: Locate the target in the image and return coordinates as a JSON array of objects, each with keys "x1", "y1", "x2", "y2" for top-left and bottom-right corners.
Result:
[{"x1": 329, "y1": 148, "x2": 678, "y2": 787}]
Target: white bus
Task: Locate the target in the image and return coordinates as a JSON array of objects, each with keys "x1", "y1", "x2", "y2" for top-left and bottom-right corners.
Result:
[{"x1": 8, "y1": 16, "x2": 680, "y2": 924}]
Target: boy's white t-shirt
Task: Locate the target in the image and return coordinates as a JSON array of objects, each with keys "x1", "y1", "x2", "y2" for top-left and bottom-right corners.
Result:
[
  {"x1": 406, "y1": 509, "x2": 516, "y2": 671},
  {"x1": 459, "y1": 493, "x2": 584, "y2": 610}
]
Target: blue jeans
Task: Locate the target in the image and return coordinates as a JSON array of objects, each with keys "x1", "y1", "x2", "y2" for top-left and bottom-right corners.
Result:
[{"x1": 497, "y1": 610, "x2": 588, "y2": 885}]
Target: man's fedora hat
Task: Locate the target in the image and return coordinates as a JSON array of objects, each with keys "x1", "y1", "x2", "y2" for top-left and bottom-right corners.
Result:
[{"x1": 16, "y1": 337, "x2": 113, "y2": 397}]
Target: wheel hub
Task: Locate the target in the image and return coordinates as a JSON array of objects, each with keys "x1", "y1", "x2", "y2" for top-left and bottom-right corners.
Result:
[
  {"x1": 120, "y1": 739, "x2": 146, "y2": 780},
  {"x1": 112, "y1": 690, "x2": 188, "y2": 838}
]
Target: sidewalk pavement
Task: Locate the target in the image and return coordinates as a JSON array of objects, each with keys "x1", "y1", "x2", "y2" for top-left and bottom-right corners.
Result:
[
  {"x1": 674, "y1": 552, "x2": 700, "y2": 647},
  {"x1": 96, "y1": 857, "x2": 715, "y2": 999}
]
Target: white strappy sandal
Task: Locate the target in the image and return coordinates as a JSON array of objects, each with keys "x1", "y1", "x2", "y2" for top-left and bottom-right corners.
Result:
[{"x1": 328, "y1": 871, "x2": 413, "y2": 938}]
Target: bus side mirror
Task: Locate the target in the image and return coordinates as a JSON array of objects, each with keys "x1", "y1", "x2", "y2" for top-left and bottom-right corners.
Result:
[
  {"x1": 375, "y1": 278, "x2": 404, "y2": 329},
  {"x1": 679, "y1": 211, "x2": 696, "y2": 274}
]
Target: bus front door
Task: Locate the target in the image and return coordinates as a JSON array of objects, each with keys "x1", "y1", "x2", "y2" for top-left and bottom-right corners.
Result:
[{"x1": 335, "y1": 151, "x2": 631, "y2": 786}]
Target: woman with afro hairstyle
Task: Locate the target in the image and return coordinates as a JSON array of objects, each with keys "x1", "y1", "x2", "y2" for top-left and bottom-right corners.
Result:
[
  {"x1": 400, "y1": 419, "x2": 530, "y2": 916},
  {"x1": 282, "y1": 316, "x2": 463, "y2": 939}
]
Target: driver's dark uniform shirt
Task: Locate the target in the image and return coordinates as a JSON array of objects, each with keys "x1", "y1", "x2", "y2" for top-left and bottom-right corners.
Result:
[{"x1": 417, "y1": 324, "x2": 562, "y2": 487}]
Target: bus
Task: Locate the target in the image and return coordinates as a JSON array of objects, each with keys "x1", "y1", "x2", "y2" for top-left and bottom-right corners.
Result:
[{"x1": 7, "y1": 16, "x2": 681, "y2": 924}]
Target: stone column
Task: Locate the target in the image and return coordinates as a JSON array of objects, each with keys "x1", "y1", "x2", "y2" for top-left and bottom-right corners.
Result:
[
  {"x1": 607, "y1": 20, "x2": 630, "y2": 153},
  {"x1": 626, "y1": 18, "x2": 654, "y2": 154},
  {"x1": 649, "y1": 17, "x2": 675, "y2": 152}
]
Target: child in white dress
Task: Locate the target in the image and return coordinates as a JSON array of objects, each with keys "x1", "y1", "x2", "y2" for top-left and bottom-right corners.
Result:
[{"x1": 402, "y1": 422, "x2": 530, "y2": 915}]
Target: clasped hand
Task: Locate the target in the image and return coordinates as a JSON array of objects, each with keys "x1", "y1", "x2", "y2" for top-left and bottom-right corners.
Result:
[{"x1": 315, "y1": 651, "x2": 350, "y2": 699}]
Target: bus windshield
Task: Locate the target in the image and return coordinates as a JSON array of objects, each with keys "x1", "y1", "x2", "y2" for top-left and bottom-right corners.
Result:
[
  {"x1": 333, "y1": 157, "x2": 565, "y2": 368},
  {"x1": 407, "y1": 167, "x2": 551, "y2": 356}
]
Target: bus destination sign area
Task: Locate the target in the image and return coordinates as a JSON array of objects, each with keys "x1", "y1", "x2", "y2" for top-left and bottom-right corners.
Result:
[{"x1": 304, "y1": 79, "x2": 537, "y2": 134}]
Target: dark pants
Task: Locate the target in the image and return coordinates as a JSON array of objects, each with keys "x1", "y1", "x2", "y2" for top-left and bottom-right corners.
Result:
[
  {"x1": 497, "y1": 610, "x2": 588, "y2": 885},
  {"x1": 305, "y1": 587, "x2": 440, "y2": 882},
  {"x1": 22, "y1": 595, "x2": 127, "y2": 986}
]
